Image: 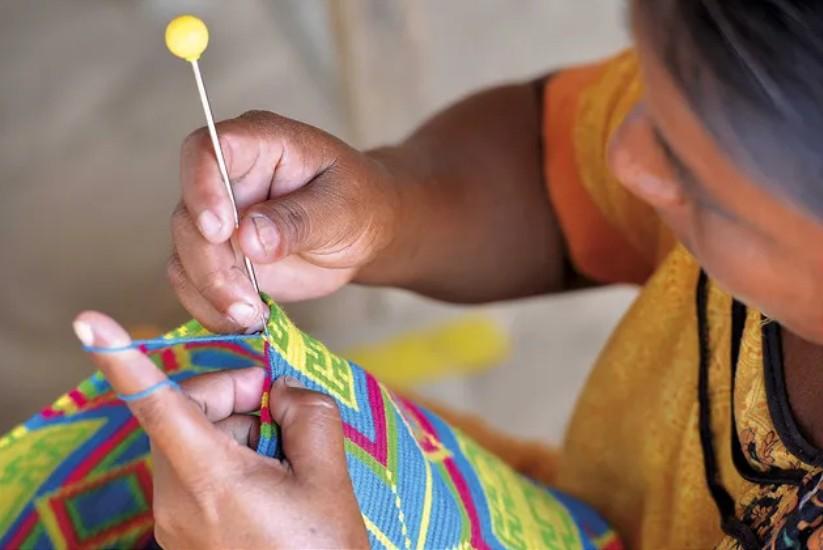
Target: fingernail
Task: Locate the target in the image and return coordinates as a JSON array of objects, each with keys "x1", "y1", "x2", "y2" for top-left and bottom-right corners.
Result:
[
  {"x1": 251, "y1": 215, "x2": 278, "y2": 255},
  {"x1": 244, "y1": 319, "x2": 265, "y2": 334},
  {"x1": 198, "y1": 210, "x2": 223, "y2": 240},
  {"x1": 227, "y1": 302, "x2": 258, "y2": 326},
  {"x1": 73, "y1": 320, "x2": 94, "y2": 347},
  {"x1": 282, "y1": 376, "x2": 304, "y2": 388}
]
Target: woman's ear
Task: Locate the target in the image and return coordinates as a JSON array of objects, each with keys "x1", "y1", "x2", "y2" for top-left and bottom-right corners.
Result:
[
  {"x1": 608, "y1": 105, "x2": 686, "y2": 210},
  {"x1": 615, "y1": 155, "x2": 684, "y2": 208}
]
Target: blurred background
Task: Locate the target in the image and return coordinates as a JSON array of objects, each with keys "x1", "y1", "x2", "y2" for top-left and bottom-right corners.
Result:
[{"x1": 0, "y1": 0, "x2": 635, "y2": 443}]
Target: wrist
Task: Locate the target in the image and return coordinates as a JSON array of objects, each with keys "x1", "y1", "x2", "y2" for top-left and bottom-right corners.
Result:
[{"x1": 354, "y1": 146, "x2": 428, "y2": 288}]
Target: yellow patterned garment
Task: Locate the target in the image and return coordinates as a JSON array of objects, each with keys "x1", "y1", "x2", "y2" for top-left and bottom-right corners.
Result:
[{"x1": 542, "y1": 51, "x2": 823, "y2": 549}]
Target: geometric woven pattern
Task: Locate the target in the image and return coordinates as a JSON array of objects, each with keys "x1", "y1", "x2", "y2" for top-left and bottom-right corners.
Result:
[{"x1": 0, "y1": 297, "x2": 621, "y2": 549}]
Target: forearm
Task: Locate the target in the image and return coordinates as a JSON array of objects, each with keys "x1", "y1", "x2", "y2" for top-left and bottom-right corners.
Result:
[{"x1": 357, "y1": 79, "x2": 568, "y2": 303}]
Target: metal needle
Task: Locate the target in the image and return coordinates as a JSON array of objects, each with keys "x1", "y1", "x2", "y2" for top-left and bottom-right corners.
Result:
[
  {"x1": 189, "y1": 59, "x2": 262, "y2": 297},
  {"x1": 166, "y1": 15, "x2": 266, "y2": 329}
]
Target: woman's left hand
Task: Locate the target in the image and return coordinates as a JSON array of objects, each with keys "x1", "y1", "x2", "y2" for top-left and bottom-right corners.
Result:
[{"x1": 73, "y1": 312, "x2": 369, "y2": 550}]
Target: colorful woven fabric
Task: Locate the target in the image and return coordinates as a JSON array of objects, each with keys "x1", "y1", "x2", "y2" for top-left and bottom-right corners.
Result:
[{"x1": 0, "y1": 297, "x2": 621, "y2": 549}]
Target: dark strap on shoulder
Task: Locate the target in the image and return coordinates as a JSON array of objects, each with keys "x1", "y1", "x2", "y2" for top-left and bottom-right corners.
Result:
[
  {"x1": 696, "y1": 271, "x2": 761, "y2": 549},
  {"x1": 729, "y1": 303, "x2": 806, "y2": 485}
]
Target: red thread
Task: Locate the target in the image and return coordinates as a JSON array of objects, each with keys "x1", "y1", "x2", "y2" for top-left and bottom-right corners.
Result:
[{"x1": 259, "y1": 341, "x2": 274, "y2": 427}]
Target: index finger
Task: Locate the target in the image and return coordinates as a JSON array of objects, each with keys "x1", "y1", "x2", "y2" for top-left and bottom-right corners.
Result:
[
  {"x1": 179, "y1": 111, "x2": 337, "y2": 245},
  {"x1": 73, "y1": 311, "x2": 228, "y2": 473},
  {"x1": 180, "y1": 118, "x2": 277, "y2": 244}
]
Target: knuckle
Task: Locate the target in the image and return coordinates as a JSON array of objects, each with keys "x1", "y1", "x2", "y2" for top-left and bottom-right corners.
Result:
[
  {"x1": 297, "y1": 391, "x2": 340, "y2": 418},
  {"x1": 239, "y1": 110, "x2": 306, "y2": 139},
  {"x1": 129, "y1": 404, "x2": 182, "y2": 452},
  {"x1": 181, "y1": 387, "x2": 209, "y2": 417},
  {"x1": 165, "y1": 255, "x2": 186, "y2": 288},
  {"x1": 200, "y1": 268, "x2": 231, "y2": 295},
  {"x1": 181, "y1": 126, "x2": 210, "y2": 155},
  {"x1": 131, "y1": 394, "x2": 168, "y2": 428},
  {"x1": 169, "y1": 204, "x2": 192, "y2": 235},
  {"x1": 177, "y1": 373, "x2": 225, "y2": 417},
  {"x1": 239, "y1": 109, "x2": 279, "y2": 128},
  {"x1": 317, "y1": 172, "x2": 349, "y2": 206},
  {"x1": 197, "y1": 265, "x2": 244, "y2": 300},
  {"x1": 278, "y1": 201, "x2": 311, "y2": 244}
]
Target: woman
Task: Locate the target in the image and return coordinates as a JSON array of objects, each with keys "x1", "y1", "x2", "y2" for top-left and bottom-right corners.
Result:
[{"x1": 77, "y1": 1, "x2": 823, "y2": 547}]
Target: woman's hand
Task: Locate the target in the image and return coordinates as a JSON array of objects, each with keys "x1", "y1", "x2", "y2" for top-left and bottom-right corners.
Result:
[
  {"x1": 73, "y1": 312, "x2": 369, "y2": 550},
  {"x1": 172, "y1": 81, "x2": 566, "y2": 333},
  {"x1": 169, "y1": 110, "x2": 402, "y2": 332}
]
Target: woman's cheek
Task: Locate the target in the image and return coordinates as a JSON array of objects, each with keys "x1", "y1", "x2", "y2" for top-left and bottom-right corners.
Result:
[{"x1": 687, "y1": 214, "x2": 765, "y2": 301}]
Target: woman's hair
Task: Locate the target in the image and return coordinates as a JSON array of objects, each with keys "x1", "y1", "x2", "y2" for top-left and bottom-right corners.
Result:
[{"x1": 635, "y1": 0, "x2": 823, "y2": 217}]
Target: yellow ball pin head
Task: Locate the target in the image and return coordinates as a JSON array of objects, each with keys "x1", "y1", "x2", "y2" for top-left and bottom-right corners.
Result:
[{"x1": 165, "y1": 15, "x2": 209, "y2": 62}]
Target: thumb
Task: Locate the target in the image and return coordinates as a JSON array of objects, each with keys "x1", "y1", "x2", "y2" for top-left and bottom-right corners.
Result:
[
  {"x1": 268, "y1": 377, "x2": 348, "y2": 482},
  {"x1": 237, "y1": 170, "x2": 364, "y2": 264}
]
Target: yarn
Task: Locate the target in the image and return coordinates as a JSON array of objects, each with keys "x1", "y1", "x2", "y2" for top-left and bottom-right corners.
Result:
[{"x1": 0, "y1": 298, "x2": 621, "y2": 549}]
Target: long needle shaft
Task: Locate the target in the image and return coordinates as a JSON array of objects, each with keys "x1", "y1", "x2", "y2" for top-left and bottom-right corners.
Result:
[{"x1": 190, "y1": 59, "x2": 261, "y2": 296}]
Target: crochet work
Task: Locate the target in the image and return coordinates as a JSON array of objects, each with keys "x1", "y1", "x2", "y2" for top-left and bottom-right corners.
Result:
[{"x1": 0, "y1": 297, "x2": 621, "y2": 549}]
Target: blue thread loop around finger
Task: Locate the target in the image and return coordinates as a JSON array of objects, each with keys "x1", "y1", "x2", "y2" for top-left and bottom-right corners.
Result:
[
  {"x1": 82, "y1": 333, "x2": 262, "y2": 354},
  {"x1": 117, "y1": 379, "x2": 181, "y2": 402}
]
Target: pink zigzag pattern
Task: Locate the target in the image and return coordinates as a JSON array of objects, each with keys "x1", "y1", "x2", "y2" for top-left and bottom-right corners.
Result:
[{"x1": 342, "y1": 374, "x2": 388, "y2": 466}]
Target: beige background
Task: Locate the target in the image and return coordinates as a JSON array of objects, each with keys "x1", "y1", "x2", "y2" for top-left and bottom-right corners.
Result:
[{"x1": 0, "y1": 0, "x2": 634, "y2": 441}]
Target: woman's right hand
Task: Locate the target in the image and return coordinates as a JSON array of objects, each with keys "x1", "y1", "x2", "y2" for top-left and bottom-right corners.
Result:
[
  {"x1": 172, "y1": 81, "x2": 564, "y2": 329},
  {"x1": 169, "y1": 110, "x2": 402, "y2": 332}
]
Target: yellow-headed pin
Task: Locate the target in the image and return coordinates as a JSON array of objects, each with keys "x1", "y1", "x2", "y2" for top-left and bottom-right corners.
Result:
[{"x1": 165, "y1": 15, "x2": 209, "y2": 62}]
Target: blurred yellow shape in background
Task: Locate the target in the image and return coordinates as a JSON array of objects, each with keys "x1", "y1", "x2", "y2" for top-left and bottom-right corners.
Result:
[{"x1": 346, "y1": 315, "x2": 509, "y2": 389}]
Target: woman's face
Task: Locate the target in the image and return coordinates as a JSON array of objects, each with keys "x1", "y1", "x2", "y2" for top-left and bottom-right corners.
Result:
[{"x1": 609, "y1": 8, "x2": 823, "y2": 344}]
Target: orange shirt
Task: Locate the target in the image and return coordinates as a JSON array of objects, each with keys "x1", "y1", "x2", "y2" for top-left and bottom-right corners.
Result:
[{"x1": 544, "y1": 51, "x2": 823, "y2": 549}]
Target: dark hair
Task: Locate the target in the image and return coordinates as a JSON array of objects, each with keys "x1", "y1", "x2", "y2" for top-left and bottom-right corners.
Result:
[{"x1": 635, "y1": 0, "x2": 823, "y2": 217}]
